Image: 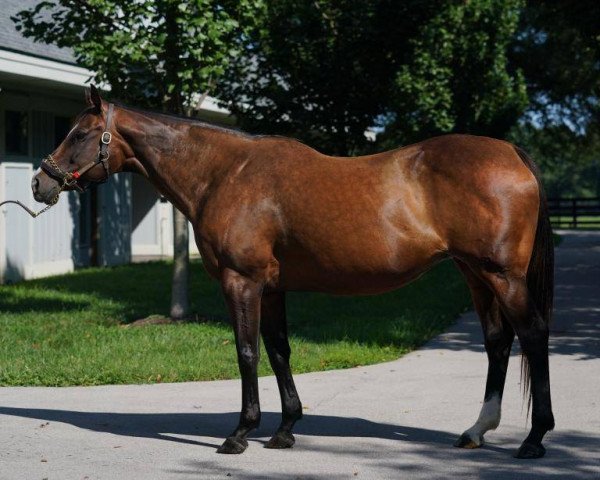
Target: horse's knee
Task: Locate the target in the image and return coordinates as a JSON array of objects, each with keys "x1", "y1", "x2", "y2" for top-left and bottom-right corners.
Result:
[{"x1": 238, "y1": 345, "x2": 259, "y2": 370}]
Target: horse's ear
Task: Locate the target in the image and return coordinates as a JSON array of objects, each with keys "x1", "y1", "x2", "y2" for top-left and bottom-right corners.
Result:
[{"x1": 86, "y1": 84, "x2": 102, "y2": 111}]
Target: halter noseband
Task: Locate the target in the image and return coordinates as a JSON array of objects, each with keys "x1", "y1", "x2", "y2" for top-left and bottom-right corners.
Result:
[{"x1": 41, "y1": 103, "x2": 115, "y2": 194}]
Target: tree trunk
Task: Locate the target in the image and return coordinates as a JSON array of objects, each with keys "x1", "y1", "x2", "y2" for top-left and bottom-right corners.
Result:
[
  {"x1": 170, "y1": 206, "x2": 190, "y2": 319},
  {"x1": 164, "y1": 2, "x2": 190, "y2": 320}
]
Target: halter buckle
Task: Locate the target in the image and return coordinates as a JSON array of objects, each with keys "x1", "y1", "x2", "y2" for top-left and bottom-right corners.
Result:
[{"x1": 101, "y1": 131, "x2": 112, "y2": 144}]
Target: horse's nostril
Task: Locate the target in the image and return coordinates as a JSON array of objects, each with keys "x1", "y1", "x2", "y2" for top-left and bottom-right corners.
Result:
[{"x1": 31, "y1": 176, "x2": 39, "y2": 192}]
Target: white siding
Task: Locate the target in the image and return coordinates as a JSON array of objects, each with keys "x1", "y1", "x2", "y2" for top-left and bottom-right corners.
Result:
[
  {"x1": 0, "y1": 162, "x2": 75, "y2": 282},
  {"x1": 131, "y1": 174, "x2": 199, "y2": 258},
  {"x1": 0, "y1": 163, "x2": 33, "y2": 283},
  {"x1": 31, "y1": 189, "x2": 77, "y2": 271},
  {"x1": 131, "y1": 175, "x2": 163, "y2": 255},
  {"x1": 99, "y1": 173, "x2": 132, "y2": 266}
]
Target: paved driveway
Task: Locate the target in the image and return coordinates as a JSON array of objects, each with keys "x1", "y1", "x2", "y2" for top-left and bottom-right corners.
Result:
[{"x1": 1, "y1": 231, "x2": 598, "y2": 479}]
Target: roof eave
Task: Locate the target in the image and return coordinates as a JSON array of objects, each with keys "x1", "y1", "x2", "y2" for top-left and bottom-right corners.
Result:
[{"x1": 0, "y1": 48, "x2": 92, "y2": 88}]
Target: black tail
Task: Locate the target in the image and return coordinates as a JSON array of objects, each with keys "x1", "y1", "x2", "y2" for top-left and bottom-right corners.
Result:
[{"x1": 514, "y1": 146, "x2": 555, "y2": 405}]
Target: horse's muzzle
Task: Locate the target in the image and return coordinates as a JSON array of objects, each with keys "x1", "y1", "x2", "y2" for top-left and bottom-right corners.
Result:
[{"x1": 31, "y1": 170, "x2": 60, "y2": 205}]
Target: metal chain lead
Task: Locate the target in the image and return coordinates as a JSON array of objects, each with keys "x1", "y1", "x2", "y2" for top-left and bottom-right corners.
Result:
[{"x1": 0, "y1": 195, "x2": 58, "y2": 218}]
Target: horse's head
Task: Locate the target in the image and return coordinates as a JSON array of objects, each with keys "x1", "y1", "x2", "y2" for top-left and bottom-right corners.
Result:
[{"x1": 32, "y1": 85, "x2": 127, "y2": 204}]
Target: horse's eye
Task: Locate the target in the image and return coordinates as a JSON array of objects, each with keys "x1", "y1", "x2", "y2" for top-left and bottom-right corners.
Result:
[{"x1": 73, "y1": 130, "x2": 87, "y2": 141}]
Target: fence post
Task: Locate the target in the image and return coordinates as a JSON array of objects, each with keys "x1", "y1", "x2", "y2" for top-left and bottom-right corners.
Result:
[{"x1": 548, "y1": 196, "x2": 600, "y2": 229}]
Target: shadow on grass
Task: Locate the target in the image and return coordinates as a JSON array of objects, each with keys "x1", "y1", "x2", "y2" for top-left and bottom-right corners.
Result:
[
  {"x1": 0, "y1": 261, "x2": 225, "y2": 321},
  {"x1": 0, "y1": 260, "x2": 472, "y2": 349},
  {"x1": 0, "y1": 293, "x2": 89, "y2": 314},
  {"x1": 0, "y1": 406, "x2": 597, "y2": 480}
]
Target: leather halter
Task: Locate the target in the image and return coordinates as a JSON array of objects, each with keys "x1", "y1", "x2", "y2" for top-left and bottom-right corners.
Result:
[
  {"x1": 41, "y1": 103, "x2": 115, "y2": 193},
  {"x1": 0, "y1": 104, "x2": 116, "y2": 219}
]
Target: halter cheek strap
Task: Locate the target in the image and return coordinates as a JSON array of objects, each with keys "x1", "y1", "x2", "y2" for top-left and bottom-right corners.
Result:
[{"x1": 97, "y1": 102, "x2": 114, "y2": 180}]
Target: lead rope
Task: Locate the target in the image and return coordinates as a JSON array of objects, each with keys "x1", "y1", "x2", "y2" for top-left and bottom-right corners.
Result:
[{"x1": 0, "y1": 197, "x2": 58, "y2": 218}]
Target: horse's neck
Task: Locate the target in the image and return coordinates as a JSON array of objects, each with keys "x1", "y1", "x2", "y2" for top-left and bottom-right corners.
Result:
[{"x1": 118, "y1": 108, "x2": 246, "y2": 220}]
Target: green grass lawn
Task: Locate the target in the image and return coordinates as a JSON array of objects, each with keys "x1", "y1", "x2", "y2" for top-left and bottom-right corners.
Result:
[{"x1": 0, "y1": 260, "x2": 471, "y2": 386}]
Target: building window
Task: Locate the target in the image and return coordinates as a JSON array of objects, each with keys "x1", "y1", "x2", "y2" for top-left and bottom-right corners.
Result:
[
  {"x1": 5, "y1": 110, "x2": 29, "y2": 155},
  {"x1": 54, "y1": 115, "x2": 72, "y2": 148}
]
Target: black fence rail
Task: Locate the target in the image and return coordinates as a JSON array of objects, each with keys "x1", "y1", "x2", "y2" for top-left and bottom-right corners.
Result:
[{"x1": 547, "y1": 197, "x2": 600, "y2": 229}]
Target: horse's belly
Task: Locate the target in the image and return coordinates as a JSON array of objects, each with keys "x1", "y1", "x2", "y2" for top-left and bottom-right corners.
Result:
[
  {"x1": 278, "y1": 270, "x2": 427, "y2": 295},
  {"x1": 275, "y1": 244, "x2": 445, "y2": 295}
]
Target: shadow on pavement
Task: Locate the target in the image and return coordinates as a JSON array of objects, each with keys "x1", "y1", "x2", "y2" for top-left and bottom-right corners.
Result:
[
  {"x1": 0, "y1": 406, "x2": 596, "y2": 479},
  {"x1": 0, "y1": 407, "x2": 455, "y2": 447}
]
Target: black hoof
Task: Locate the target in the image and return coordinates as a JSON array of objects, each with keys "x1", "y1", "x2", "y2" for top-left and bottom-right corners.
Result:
[
  {"x1": 216, "y1": 436, "x2": 248, "y2": 454},
  {"x1": 454, "y1": 433, "x2": 482, "y2": 449},
  {"x1": 514, "y1": 441, "x2": 546, "y2": 459},
  {"x1": 265, "y1": 430, "x2": 295, "y2": 449}
]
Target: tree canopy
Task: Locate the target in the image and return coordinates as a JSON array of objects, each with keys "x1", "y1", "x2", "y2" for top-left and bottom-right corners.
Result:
[
  {"x1": 219, "y1": 0, "x2": 530, "y2": 154},
  {"x1": 507, "y1": 0, "x2": 600, "y2": 196},
  {"x1": 384, "y1": 0, "x2": 527, "y2": 146},
  {"x1": 512, "y1": 0, "x2": 600, "y2": 131},
  {"x1": 13, "y1": 0, "x2": 261, "y2": 112},
  {"x1": 218, "y1": 0, "x2": 598, "y2": 167}
]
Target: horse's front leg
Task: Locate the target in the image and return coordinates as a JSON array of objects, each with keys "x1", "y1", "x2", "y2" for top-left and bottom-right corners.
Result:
[
  {"x1": 217, "y1": 268, "x2": 263, "y2": 454},
  {"x1": 261, "y1": 291, "x2": 303, "y2": 448}
]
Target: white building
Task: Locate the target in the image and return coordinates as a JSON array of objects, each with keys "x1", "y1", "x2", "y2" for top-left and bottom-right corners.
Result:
[{"x1": 0, "y1": 0, "x2": 232, "y2": 283}]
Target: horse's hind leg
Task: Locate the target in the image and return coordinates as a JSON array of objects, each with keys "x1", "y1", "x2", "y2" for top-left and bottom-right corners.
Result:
[
  {"x1": 454, "y1": 260, "x2": 515, "y2": 449},
  {"x1": 477, "y1": 270, "x2": 554, "y2": 458},
  {"x1": 260, "y1": 291, "x2": 303, "y2": 448}
]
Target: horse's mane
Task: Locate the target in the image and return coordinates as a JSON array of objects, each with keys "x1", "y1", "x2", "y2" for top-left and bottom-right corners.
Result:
[{"x1": 112, "y1": 102, "x2": 253, "y2": 139}]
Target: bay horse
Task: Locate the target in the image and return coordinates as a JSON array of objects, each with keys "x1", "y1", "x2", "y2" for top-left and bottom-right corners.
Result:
[{"x1": 32, "y1": 86, "x2": 554, "y2": 459}]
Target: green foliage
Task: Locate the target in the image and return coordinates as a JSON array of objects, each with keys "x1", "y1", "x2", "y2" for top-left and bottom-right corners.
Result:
[
  {"x1": 512, "y1": 0, "x2": 600, "y2": 130},
  {"x1": 509, "y1": 123, "x2": 600, "y2": 197},
  {"x1": 12, "y1": 0, "x2": 262, "y2": 110},
  {"x1": 385, "y1": 0, "x2": 528, "y2": 145},
  {"x1": 13, "y1": 1, "x2": 599, "y2": 195},
  {"x1": 0, "y1": 260, "x2": 471, "y2": 386},
  {"x1": 219, "y1": 0, "x2": 423, "y2": 155},
  {"x1": 218, "y1": 0, "x2": 528, "y2": 154}
]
